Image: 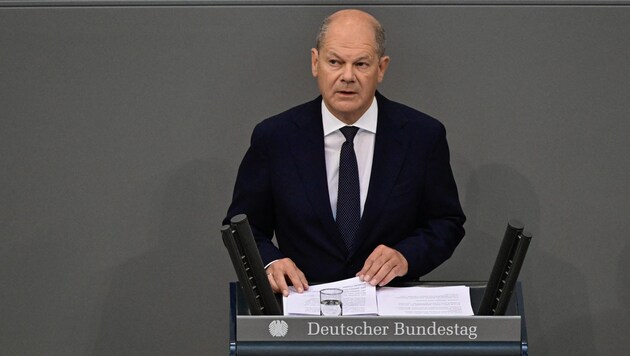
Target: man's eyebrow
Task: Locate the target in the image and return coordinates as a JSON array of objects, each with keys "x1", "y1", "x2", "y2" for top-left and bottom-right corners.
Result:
[
  {"x1": 354, "y1": 55, "x2": 371, "y2": 62},
  {"x1": 325, "y1": 51, "x2": 372, "y2": 62}
]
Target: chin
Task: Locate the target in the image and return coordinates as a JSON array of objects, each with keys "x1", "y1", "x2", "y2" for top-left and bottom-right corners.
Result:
[{"x1": 332, "y1": 99, "x2": 360, "y2": 109}]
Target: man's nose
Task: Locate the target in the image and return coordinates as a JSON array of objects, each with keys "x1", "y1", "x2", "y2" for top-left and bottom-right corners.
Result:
[{"x1": 341, "y1": 64, "x2": 355, "y2": 82}]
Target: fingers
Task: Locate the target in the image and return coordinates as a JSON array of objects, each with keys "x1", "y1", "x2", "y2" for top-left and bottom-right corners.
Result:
[
  {"x1": 266, "y1": 258, "x2": 309, "y2": 297},
  {"x1": 287, "y1": 269, "x2": 309, "y2": 294},
  {"x1": 267, "y1": 270, "x2": 281, "y2": 294},
  {"x1": 357, "y1": 245, "x2": 408, "y2": 287}
]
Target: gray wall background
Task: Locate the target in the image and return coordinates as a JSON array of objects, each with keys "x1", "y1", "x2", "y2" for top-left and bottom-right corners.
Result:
[{"x1": 1, "y1": 2, "x2": 629, "y2": 355}]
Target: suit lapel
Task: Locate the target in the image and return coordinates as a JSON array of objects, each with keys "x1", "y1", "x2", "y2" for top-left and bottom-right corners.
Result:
[
  {"x1": 288, "y1": 94, "x2": 410, "y2": 259},
  {"x1": 290, "y1": 98, "x2": 348, "y2": 255},
  {"x1": 356, "y1": 94, "x2": 409, "y2": 252}
]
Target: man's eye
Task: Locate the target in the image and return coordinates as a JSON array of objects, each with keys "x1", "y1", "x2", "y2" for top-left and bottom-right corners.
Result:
[
  {"x1": 356, "y1": 62, "x2": 368, "y2": 68},
  {"x1": 329, "y1": 60, "x2": 339, "y2": 65}
]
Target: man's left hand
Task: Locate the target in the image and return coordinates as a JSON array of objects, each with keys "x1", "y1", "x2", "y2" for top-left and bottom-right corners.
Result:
[{"x1": 356, "y1": 244, "x2": 408, "y2": 286}]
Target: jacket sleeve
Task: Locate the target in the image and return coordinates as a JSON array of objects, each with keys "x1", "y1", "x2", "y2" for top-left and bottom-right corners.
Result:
[
  {"x1": 223, "y1": 123, "x2": 286, "y2": 266},
  {"x1": 393, "y1": 124, "x2": 466, "y2": 278}
]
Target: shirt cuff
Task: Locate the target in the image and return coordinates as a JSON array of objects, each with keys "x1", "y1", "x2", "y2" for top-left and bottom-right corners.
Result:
[{"x1": 264, "y1": 259, "x2": 279, "y2": 269}]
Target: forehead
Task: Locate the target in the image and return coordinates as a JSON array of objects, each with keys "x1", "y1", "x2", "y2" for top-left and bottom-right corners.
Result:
[{"x1": 320, "y1": 16, "x2": 378, "y2": 56}]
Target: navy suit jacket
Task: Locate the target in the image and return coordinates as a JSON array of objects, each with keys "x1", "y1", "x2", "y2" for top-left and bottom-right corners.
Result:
[{"x1": 225, "y1": 92, "x2": 465, "y2": 283}]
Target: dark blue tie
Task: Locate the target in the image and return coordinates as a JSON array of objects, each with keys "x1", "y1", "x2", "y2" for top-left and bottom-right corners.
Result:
[{"x1": 337, "y1": 126, "x2": 361, "y2": 253}]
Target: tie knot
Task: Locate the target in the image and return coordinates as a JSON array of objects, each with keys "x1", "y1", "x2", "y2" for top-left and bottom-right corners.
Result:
[{"x1": 339, "y1": 126, "x2": 359, "y2": 142}]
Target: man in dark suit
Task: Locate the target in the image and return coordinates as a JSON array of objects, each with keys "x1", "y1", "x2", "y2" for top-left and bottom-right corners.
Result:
[{"x1": 225, "y1": 9, "x2": 465, "y2": 296}]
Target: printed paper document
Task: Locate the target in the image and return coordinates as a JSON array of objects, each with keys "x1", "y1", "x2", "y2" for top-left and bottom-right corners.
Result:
[
  {"x1": 283, "y1": 277, "x2": 378, "y2": 315},
  {"x1": 283, "y1": 277, "x2": 474, "y2": 316},
  {"x1": 376, "y1": 285, "x2": 474, "y2": 316}
]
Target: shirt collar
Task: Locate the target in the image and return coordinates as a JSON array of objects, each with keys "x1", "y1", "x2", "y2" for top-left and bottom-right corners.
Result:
[{"x1": 322, "y1": 97, "x2": 378, "y2": 136}]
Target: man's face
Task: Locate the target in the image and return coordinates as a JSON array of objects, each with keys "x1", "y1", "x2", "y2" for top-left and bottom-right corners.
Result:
[{"x1": 311, "y1": 16, "x2": 390, "y2": 124}]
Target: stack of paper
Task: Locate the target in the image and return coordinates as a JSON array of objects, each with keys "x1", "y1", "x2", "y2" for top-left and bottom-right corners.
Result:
[{"x1": 283, "y1": 277, "x2": 474, "y2": 316}]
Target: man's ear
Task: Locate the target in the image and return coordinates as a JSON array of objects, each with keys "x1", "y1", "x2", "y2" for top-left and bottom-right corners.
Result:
[
  {"x1": 311, "y1": 48, "x2": 319, "y2": 78},
  {"x1": 377, "y1": 55, "x2": 390, "y2": 83}
]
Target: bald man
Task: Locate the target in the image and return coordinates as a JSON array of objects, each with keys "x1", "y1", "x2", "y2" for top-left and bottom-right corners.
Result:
[{"x1": 225, "y1": 9, "x2": 465, "y2": 296}]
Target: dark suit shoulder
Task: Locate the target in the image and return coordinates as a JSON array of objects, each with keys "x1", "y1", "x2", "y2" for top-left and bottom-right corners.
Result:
[
  {"x1": 377, "y1": 93, "x2": 446, "y2": 134},
  {"x1": 252, "y1": 96, "x2": 321, "y2": 135}
]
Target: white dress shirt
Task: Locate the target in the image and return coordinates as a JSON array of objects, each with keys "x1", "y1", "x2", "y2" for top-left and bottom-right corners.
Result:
[{"x1": 322, "y1": 97, "x2": 377, "y2": 219}]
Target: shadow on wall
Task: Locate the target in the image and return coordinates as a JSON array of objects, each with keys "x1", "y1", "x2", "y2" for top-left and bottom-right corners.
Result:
[
  {"x1": 92, "y1": 159, "x2": 233, "y2": 355},
  {"x1": 463, "y1": 163, "x2": 596, "y2": 355},
  {"x1": 590, "y1": 241, "x2": 630, "y2": 355}
]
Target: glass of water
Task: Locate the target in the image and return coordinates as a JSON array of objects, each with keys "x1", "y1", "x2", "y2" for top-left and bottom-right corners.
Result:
[{"x1": 320, "y1": 288, "x2": 343, "y2": 316}]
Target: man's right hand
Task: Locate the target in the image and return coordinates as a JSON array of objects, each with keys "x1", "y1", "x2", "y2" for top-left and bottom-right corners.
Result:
[{"x1": 265, "y1": 258, "x2": 309, "y2": 297}]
